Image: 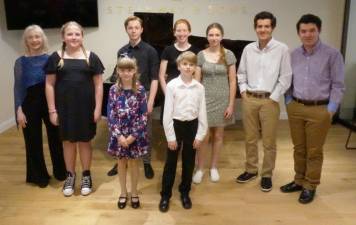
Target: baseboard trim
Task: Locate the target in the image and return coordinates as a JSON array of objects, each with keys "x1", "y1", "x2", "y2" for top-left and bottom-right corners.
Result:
[{"x1": 0, "y1": 117, "x2": 15, "y2": 133}]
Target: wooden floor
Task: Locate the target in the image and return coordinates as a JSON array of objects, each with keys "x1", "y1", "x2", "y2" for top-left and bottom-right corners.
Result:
[{"x1": 1, "y1": 119, "x2": 356, "y2": 225}]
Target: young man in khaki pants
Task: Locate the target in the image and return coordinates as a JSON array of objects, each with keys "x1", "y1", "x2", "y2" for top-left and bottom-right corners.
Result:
[
  {"x1": 236, "y1": 11, "x2": 292, "y2": 192},
  {"x1": 280, "y1": 14, "x2": 345, "y2": 204}
]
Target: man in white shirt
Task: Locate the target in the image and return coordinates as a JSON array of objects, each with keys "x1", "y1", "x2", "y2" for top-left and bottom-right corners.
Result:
[{"x1": 236, "y1": 11, "x2": 292, "y2": 192}]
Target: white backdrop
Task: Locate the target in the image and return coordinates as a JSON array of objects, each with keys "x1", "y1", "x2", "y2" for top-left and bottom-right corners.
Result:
[{"x1": 0, "y1": 0, "x2": 346, "y2": 131}]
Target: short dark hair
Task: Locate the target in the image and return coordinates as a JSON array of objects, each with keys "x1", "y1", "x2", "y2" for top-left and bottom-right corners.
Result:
[
  {"x1": 254, "y1": 11, "x2": 276, "y2": 29},
  {"x1": 296, "y1": 14, "x2": 322, "y2": 32}
]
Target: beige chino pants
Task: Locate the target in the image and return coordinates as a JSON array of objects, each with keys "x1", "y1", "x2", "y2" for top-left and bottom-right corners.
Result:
[
  {"x1": 286, "y1": 100, "x2": 331, "y2": 190},
  {"x1": 242, "y1": 95, "x2": 280, "y2": 177}
]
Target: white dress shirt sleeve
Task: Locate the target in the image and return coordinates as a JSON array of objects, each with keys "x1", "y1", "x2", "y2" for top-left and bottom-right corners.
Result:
[
  {"x1": 195, "y1": 86, "x2": 208, "y2": 141},
  {"x1": 237, "y1": 48, "x2": 248, "y2": 93},
  {"x1": 269, "y1": 47, "x2": 293, "y2": 102},
  {"x1": 163, "y1": 83, "x2": 176, "y2": 142}
]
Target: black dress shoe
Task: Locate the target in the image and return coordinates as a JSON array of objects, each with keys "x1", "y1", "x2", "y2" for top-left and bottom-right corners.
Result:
[
  {"x1": 55, "y1": 172, "x2": 67, "y2": 181},
  {"x1": 180, "y1": 195, "x2": 192, "y2": 209},
  {"x1": 107, "y1": 163, "x2": 118, "y2": 176},
  {"x1": 117, "y1": 196, "x2": 127, "y2": 209},
  {"x1": 280, "y1": 181, "x2": 303, "y2": 193},
  {"x1": 299, "y1": 189, "x2": 316, "y2": 204},
  {"x1": 38, "y1": 181, "x2": 49, "y2": 188},
  {"x1": 159, "y1": 198, "x2": 169, "y2": 212},
  {"x1": 144, "y1": 163, "x2": 154, "y2": 179},
  {"x1": 131, "y1": 196, "x2": 140, "y2": 209}
]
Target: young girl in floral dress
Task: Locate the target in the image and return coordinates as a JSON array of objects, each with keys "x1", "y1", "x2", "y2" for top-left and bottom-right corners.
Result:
[{"x1": 107, "y1": 57, "x2": 148, "y2": 209}]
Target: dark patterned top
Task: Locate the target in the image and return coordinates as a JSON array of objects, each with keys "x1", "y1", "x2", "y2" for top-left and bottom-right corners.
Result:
[
  {"x1": 14, "y1": 54, "x2": 49, "y2": 121},
  {"x1": 107, "y1": 84, "x2": 148, "y2": 159}
]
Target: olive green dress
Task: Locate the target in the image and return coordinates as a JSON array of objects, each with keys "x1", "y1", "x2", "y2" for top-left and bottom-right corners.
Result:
[{"x1": 197, "y1": 49, "x2": 237, "y2": 127}]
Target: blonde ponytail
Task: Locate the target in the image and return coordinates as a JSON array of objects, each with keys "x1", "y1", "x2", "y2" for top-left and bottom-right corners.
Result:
[
  {"x1": 58, "y1": 42, "x2": 65, "y2": 68},
  {"x1": 81, "y1": 45, "x2": 90, "y2": 65},
  {"x1": 219, "y1": 46, "x2": 227, "y2": 67}
]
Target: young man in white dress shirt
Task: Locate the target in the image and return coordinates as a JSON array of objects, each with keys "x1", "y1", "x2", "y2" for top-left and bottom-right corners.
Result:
[
  {"x1": 236, "y1": 11, "x2": 292, "y2": 192},
  {"x1": 159, "y1": 51, "x2": 208, "y2": 212}
]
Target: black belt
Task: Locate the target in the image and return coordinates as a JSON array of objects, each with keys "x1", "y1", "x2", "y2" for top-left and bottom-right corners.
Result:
[
  {"x1": 292, "y1": 96, "x2": 329, "y2": 106},
  {"x1": 246, "y1": 91, "x2": 270, "y2": 98}
]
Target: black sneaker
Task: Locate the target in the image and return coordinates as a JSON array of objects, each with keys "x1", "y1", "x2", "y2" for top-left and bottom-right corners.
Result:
[
  {"x1": 236, "y1": 172, "x2": 258, "y2": 183},
  {"x1": 80, "y1": 170, "x2": 92, "y2": 196},
  {"x1": 144, "y1": 163, "x2": 154, "y2": 179},
  {"x1": 107, "y1": 163, "x2": 118, "y2": 176},
  {"x1": 260, "y1": 177, "x2": 272, "y2": 192},
  {"x1": 280, "y1": 181, "x2": 303, "y2": 193},
  {"x1": 63, "y1": 172, "x2": 75, "y2": 197}
]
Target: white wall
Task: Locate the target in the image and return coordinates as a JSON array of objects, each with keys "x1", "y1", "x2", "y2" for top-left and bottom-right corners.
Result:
[
  {"x1": 340, "y1": 0, "x2": 356, "y2": 120},
  {"x1": 0, "y1": 0, "x2": 22, "y2": 132},
  {"x1": 0, "y1": 0, "x2": 346, "y2": 132}
]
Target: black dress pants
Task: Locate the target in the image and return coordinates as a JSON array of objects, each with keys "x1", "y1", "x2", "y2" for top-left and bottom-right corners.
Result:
[
  {"x1": 21, "y1": 83, "x2": 66, "y2": 185},
  {"x1": 161, "y1": 119, "x2": 198, "y2": 199}
]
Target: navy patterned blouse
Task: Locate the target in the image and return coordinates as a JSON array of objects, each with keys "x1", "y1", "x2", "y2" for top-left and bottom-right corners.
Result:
[{"x1": 14, "y1": 54, "x2": 49, "y2": 115}]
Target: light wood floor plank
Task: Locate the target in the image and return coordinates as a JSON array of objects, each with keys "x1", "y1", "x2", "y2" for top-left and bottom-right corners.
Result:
[{"x1": 0, "y1": 120, "x2": 356, "y2": 225}]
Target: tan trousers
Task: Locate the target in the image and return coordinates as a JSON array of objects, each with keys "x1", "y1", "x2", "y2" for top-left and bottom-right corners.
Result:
[
  {"x1": 242, "y1": 96, "x2": 280, "y2": 177},
  {"x1": 287, "y1": 101, "x2": 332, "y2": 190}
]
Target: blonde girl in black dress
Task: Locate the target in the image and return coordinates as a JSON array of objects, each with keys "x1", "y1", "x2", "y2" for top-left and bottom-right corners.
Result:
[{"x1": 45, "y1": 21, "x2": 104, "y2": 197}]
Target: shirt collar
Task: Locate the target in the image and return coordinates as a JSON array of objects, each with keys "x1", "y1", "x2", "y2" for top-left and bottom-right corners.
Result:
[
  {"x1": 302, "y1": 40, "x2": 321, "y2": 55},
  {"x1": 255, "y1": 38, "x2": 275, "y2": 51},
  {"x1": 129, "y1": 40, "x2": 143, "y2": 49},
  {"x1": 177, "y1": 75, "x2": 199, "y2": 88}
]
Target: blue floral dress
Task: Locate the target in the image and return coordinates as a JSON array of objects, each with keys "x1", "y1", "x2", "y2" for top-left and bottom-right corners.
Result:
[{"x1": 107, "y1": 84, "x2": 148, "y2": 159}]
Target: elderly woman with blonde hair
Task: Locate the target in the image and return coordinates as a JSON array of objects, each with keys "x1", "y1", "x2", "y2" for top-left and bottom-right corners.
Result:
[{"x1": 14, "y1": 24, "x2": 66, "y2": 188}]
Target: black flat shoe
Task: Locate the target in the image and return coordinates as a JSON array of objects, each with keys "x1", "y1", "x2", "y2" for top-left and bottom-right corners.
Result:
[
  {"x1": 117, "y1": 196, "x2": 127, "y2": 209},
  {"x1": 159, "y1": 198, "x2": 169, "y2": 212},
  {"x1": 131, "y1": 196, "x2": 140, "y2": 209},
  {"x1": 180, "y1": 195, "x2": 192, "y2": 209},
  {"x1": 107, "y1": 163, "x2": 118, "y2": 176},
  {"x1": 299, "y1": 189, "x2": 316, "y2": 204},
  {"x1": 280, "y1": 181, "x2": 303, "y2": 193}
]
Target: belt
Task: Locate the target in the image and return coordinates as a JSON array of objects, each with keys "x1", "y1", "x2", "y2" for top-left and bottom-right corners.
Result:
[
  {"x1": 292, "y1": 96, "x2": 329, "y2": 106},
  {"x1": 246, "y1": 91, "x2": 270, "y2": 98}
]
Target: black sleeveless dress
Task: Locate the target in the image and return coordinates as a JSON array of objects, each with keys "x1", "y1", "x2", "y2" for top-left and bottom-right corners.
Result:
[{"x1": 45, "y1": 52, "x2": 105, "y2": 142}]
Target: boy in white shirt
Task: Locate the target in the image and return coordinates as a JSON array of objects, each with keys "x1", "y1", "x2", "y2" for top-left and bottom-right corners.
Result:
[{"x1": 159, "y1": 51, "x2": 208, "y2": 212}]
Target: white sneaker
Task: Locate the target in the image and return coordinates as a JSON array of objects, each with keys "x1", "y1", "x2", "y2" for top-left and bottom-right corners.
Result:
[
  {"x1": 210, "y1": 168, "x2": 220, "y2": 182},
  {"x1": 63, "y1": 172, "x2": 75, "y2": 197},
  {"x1": 80, "y1": 171, "x2": 92, "y2": 196},
  {"x1": 192, "y1": 170, "x2": 204, "y2": 184}
]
